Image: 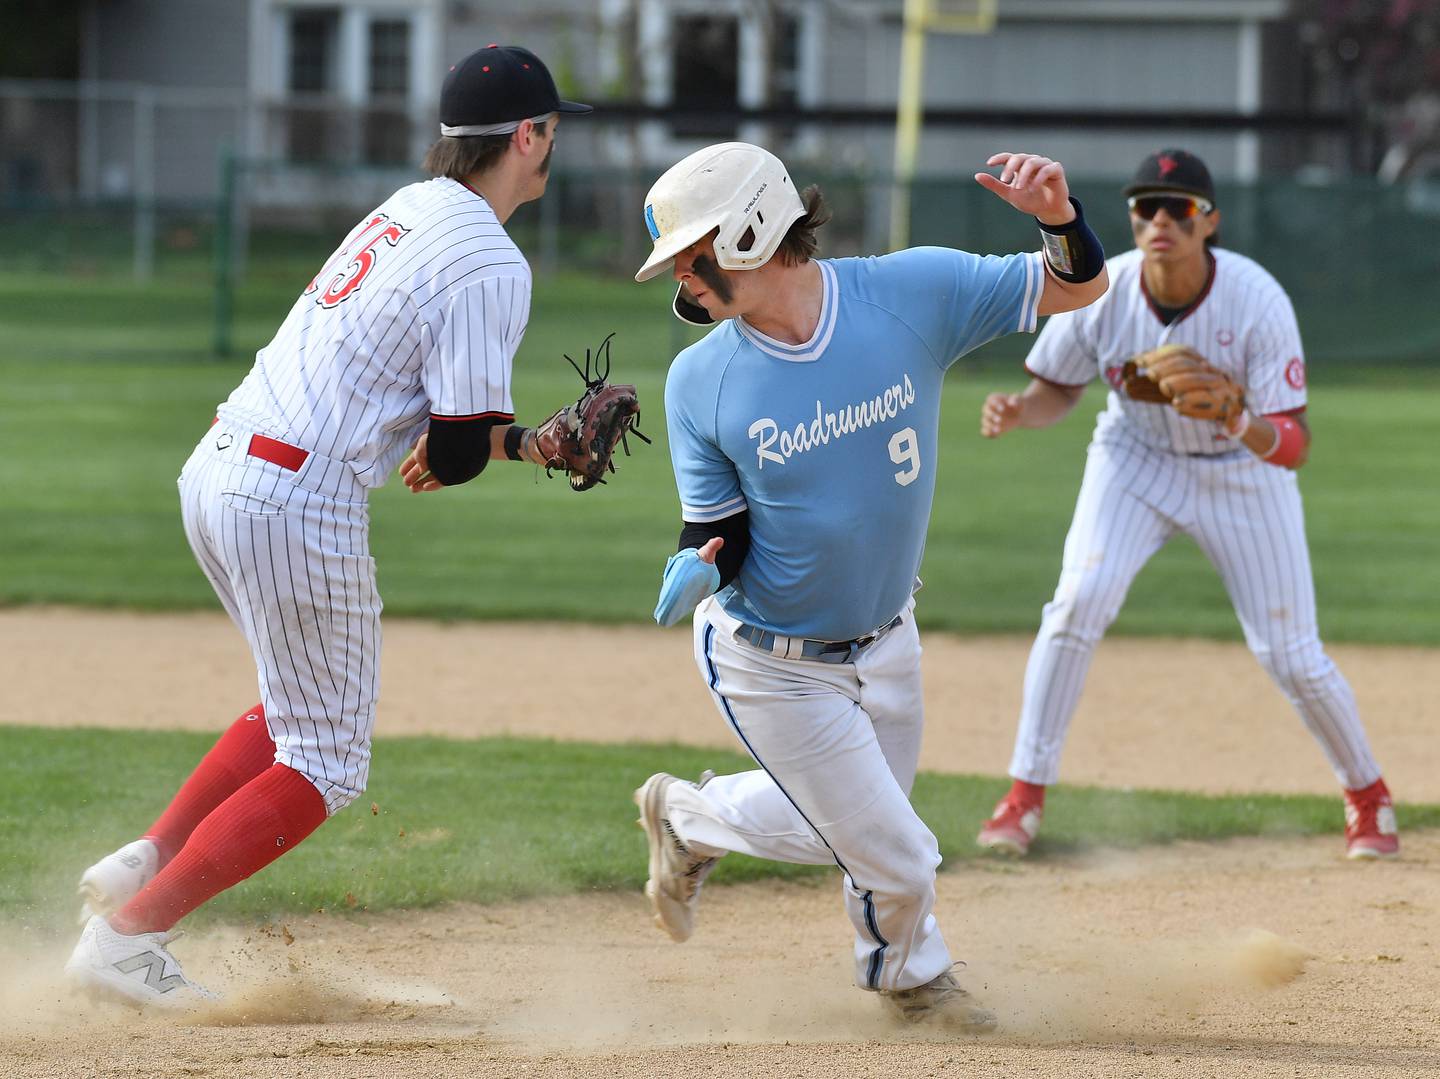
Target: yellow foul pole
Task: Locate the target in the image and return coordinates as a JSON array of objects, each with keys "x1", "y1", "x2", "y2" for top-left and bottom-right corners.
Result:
[
  {"x1": 890, "y1": 0, "x2": 929, "y2": 253},
  {"x1": 890, "y1": 0, "x2": 998, "y2": 252}
]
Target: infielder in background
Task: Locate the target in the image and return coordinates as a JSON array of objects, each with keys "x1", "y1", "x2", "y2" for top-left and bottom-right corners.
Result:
[
  {"x1": 66, "y1": 45, "x2": 606, "y2": 1007},
  {"x1": 974, "y1": 148, "x2": 1398, "y2": 861},
  {"x1": 632, "y1": 142, "x2": 1108, "y2": 1029}
]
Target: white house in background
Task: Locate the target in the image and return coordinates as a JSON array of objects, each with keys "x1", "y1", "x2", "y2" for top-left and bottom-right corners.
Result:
[{"x1": 48, "y1": 0, "x2": 1301, "y2": 205}]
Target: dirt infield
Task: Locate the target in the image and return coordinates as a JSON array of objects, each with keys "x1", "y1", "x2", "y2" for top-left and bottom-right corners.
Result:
[
  {"x1": 4, "y1": 608, "x2": 1436, "y2": 798},
  {"x1": 3, "y1": 608, "x2": 1437, "y2": 1078}
]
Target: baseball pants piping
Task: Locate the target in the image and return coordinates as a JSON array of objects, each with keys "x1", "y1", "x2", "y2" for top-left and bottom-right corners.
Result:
[{"x1": 665, "y1": 596, "x2": 952, "y2": 992}]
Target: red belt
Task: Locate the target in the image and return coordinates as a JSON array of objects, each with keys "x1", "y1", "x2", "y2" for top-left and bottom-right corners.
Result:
[
  {"x1": 248, "y1": 434, "x2": 309, "y2": 471},
  {"x1": 210, "y1": 417, "x2": 309, "y2": 471}
]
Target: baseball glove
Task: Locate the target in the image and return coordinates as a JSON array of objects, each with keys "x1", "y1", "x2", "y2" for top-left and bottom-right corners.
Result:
[
  {"x1": 534, "y1": 333, "x2": 650, "y2": 491},
  {"x1": 1120, "y1": 343, "x2": 1246, "y2": 424}
]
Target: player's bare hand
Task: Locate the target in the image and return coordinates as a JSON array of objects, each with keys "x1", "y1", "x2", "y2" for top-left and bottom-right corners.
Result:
[
  {"x1": 974, "y1": 153, "x2": 1074, "y2": 226},
  {"x1": 696, "y1": 537, "x2": 724, "y2": 564},
  {"x1": 400, "y1": 433, "x2": 444, "y2": 493},
  {"x1": 980, "y1": 392, "x2": 1023, "y2": 438}
]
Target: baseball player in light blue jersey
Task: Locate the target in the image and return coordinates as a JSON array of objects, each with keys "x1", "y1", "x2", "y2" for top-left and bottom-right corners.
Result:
[{"x1": 629, "y1": 142, "x2": 1109, "y2": 1030}]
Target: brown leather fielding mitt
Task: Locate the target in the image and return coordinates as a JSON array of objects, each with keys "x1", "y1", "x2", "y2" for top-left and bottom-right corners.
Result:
[
  {"x1": 1121, "y1": 343, "x2": 1246, "y2": 424},
  {"x1": 533, "y1": 333, "x2": 650, "y2": 491}
]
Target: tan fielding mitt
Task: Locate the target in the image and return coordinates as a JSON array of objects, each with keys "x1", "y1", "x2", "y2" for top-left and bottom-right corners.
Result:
[{"x1": 1121, "y1": 343, "x2": 1245, "y2": 424}]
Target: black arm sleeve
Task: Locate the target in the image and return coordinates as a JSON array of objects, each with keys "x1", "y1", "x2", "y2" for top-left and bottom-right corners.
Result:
[
  {"x1": 677, "y1": 511, "x2": 750, "y2": 588},
  {"x1": 426, "y1": 414, "x2": 505, "y2": 486}
]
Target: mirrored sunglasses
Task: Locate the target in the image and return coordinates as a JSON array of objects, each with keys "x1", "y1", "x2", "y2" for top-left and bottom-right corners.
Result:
[{"x1": 1127, "y1": 194, "x2": 1214, "y2": 220}]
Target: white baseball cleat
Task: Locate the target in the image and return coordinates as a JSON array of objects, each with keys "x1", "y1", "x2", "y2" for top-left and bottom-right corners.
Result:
[
  {"x1": 66, "y1": 914, "x2": 218, "y2": 1010},
  {"x1": 880, "y1": 968, "x2": 998, "y2": 1033},
  {"x1": 77, "y1": 838, "x2": 160, "y2": 924},
  {"x1": 634, "y1": 771, "x2": 719, "y2": 943}
]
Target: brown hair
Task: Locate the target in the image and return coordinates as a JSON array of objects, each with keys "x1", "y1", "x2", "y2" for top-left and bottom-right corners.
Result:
[
  {"x1": 422, "y1": 120, "x2": 548, "y2": 180},
  {"x1": 773, "y1": 184, "x2": 831, "y2": 266}
]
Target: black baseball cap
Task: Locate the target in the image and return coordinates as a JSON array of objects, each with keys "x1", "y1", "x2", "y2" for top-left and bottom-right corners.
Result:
[
  {"x1": 1123, "y1": 148, "x2": 1216, "y2": 204},
  {"x1": 439, "y1": 44, "x2": 592, "y2": 136}
]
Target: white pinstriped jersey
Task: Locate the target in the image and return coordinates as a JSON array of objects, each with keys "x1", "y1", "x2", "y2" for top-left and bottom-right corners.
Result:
[
  {"x1": 1005, "y1": 242, "x2": 1382, "y2": 795},
  {"x1": 219, "y1": 178, "x2": 530, "y2": 488},
  {"x1": 1026, "y1": 247, "x2": 1308, "y2": 455}
]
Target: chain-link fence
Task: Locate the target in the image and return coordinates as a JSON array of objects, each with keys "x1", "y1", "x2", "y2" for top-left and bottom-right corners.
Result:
[{"x1": 5, "y1": 78, "x2": 1438, "y2": 364}]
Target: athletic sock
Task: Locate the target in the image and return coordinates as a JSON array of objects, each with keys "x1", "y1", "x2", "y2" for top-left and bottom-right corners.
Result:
[
  {"x1": 142, "y1": 703, "x2": 277, "y2": 866},
  {"x1": 110, "y1": 763, "x2": 328, "y2": 936},
  {"x1": 1009, "y1": 779, "x2": 1047, "y2": 807},
  {"x1": 1345, "y1": 777, "x2": 1389, "y2": 801}
]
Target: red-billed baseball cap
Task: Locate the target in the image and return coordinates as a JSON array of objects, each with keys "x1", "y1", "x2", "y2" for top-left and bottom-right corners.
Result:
[
  {"x1": 439, "y1": 44, "x2": 592, "y2": 136},
  {"x1": 1123, "y1": 148, "x2": 1215, "y2": 204}
]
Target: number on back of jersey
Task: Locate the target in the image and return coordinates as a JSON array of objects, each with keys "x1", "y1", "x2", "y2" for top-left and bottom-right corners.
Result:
[{"x1": 304, "y1": 213, "x2": 411, "y2": 309}]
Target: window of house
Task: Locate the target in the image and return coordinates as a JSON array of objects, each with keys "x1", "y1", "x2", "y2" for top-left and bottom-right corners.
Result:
[
  {"x1": 368, "y1": 20, "x2": 410, "y2": 97},
  {"x1": 771, "y1": 15, "x2": 800, "y2": 111},
  {"x1": 366, "y1": 19, "x2": 411, "y2": 164},
  {"x1": 289, "y1": 9, "x2": 339, "y2": 95},
  {"x1": 286, "y1": 9, "x2": 339, "y2": 162},
  {"x1": 671, "y1": 15, "x2": 740, "y2": 139},
  {"x1": 668, "y1": 10, "x2": 803, "y2": 141},
  {"x1": 276, "y1": 6, "x2": 419, "y2": 166}
]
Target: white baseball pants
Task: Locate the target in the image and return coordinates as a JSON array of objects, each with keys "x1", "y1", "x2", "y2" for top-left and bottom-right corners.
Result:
[
  {"x1": 1009, "y1": 434, "x2": 1381, "y2": 790},
  {"x1": 666, "y1": 596, "x2": 952, "y2": 992},
  {"x1": 178, "y1": 423, "x2": 380, "y2": 814}
]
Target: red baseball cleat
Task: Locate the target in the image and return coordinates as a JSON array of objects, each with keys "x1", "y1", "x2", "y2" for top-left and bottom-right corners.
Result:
[
  {"x1": 1344, "y1": 778, "x2": 1399, "y2": 860},
  {"x1": 976, "y1": 782, "x2": 1045, "y2": 857}
]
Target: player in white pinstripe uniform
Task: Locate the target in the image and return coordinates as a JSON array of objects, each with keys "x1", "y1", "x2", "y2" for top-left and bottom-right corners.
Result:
[
  {"x1": 974, "y1": 149, "x2": 1398, "y2": 862},
  {"x1": 66, "y1": 45, "x2": 594, "y2": 1008}
]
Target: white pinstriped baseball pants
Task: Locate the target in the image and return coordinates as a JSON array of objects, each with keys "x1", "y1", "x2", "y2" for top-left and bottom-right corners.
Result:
[
  {"x1": 665, "y1": 596, "x2": 953, "y2": 993},
  {"x1": 178, "y1": 424, "x2": 380, "y2": 814},
  {"x1": 1009, "y1": 433, "x2": 1381, "y2": 790}
]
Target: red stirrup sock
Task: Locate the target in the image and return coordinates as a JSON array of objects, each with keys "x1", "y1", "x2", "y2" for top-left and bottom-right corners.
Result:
[
  {"x1": 110, "y1": 763, "x2": 328, "y2": 936},
  {"x1": 1008, "y1": 779, "x2": 1047, "y2": 807},
  {"x1": 142, "y1": 704, "x2": 277, "y2": 867}
]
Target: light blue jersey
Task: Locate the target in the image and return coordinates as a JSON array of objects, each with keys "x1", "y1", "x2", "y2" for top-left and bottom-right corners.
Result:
[{"x1": 665, "y1": 247, "x2": 1043, "y2": 641}]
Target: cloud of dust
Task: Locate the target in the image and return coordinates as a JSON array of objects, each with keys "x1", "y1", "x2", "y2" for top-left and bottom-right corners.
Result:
[
  {"x1": 0, "y1": 920, "x2": 460, "y2": 1034},
  {"x1": 487, "y1": 943, "x2": 1010, "y2": 1051},
  {"x1": 981, "y1": 927, "x2": 1312, "y2": 1043},
  {"x1": 0, "y1": 933, "x2": 144, "y2": 1038},
  {"x1": 186, "y1": 922, "x2": 461, "y2": 1027}
]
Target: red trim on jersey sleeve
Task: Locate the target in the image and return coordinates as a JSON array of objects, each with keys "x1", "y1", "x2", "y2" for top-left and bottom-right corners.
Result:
[
  {"x1": 429, "y1": 410, "x2": 515, "y2": 422},
  {"x1": 1264, "y1": 405, "x2": 1307, "y2": 419},
  {"x1": 1024, "y1": 364, "x2": 1090, "y2": 389},
  {"x1": 1139, "y1": 251, "x2": 1217, "y2": 326}
]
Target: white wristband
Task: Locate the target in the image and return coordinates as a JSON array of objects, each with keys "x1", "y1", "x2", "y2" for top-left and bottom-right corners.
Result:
[{"x1": 1222, "y1": 409, "x2": 1251, "y2": 441}]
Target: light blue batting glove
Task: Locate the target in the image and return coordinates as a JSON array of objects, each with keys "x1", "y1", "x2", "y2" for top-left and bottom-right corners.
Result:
[{"x1": 654, "y1": 548, "x2": 721, "y2": 627}]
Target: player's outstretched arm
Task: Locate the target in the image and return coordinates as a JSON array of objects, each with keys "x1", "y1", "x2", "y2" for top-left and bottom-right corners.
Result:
[
  {"x1": 980, "y1": 379, "x2": 1085, "y2": 439},
  {"x1": 975, "y1": 152, "x2": 1108, "y2": 315}
]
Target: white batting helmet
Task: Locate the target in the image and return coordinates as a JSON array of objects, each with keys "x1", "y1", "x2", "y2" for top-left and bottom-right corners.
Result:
[{"x1": 634, "y1": 143, "x2": 806, "y2": 322}]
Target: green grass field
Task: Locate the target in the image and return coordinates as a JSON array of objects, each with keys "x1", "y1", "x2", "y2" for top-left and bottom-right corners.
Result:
[
  {"x1": 2, "y1": 271, "x2": 1437, "y2": 642},
  {"x1": 7, "y1": 726, "x2": 1432, "y2": 928},
  {"x1": 3, "y1": 267, "x2": 1435, "y2": 931}
]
